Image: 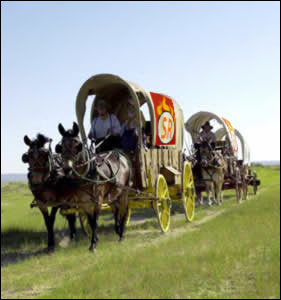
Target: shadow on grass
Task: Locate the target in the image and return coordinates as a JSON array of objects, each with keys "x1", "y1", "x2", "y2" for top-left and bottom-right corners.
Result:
[
  {"x1": 1, "y1": 227, "x2": 87, "y2": 268},
  {"x1": 1, "y1": 248, "x2": 51, "y2": 268},
  {"x1": 2, "y1": 228, "x2": 47, "y2": 249},
  {"x1": 1, "y1": 215, "x2": 161, "y2": 268}
]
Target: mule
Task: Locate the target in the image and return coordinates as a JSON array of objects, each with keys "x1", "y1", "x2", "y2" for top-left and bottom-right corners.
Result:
[
  {"x1": 22, "y1": 134, "x2": 77, "y2": 251},
  {"x1": 239, "y1": 163, "x2": 249, "y2": 200},
  {"x1": 198, "y1": 141, "x2": 227, "y2": 206},
  {"x1": 56, "y1": 122, "x2": 132, "y2": 252}
]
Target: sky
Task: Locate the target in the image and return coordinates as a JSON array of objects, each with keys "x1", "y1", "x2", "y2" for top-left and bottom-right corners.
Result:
[{"x1": 1, "y1": 1, "x2": 280, "y2": 173}]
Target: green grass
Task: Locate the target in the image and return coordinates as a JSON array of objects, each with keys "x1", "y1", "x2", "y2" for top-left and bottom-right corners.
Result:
[{"x1": 1, "y1": 166, "x2": 280, "y2": 299}]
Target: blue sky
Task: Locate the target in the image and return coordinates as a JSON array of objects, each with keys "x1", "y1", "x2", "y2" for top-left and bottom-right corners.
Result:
[{"x1": 1, "y1": 1, "x2": 280, "y2": 173}]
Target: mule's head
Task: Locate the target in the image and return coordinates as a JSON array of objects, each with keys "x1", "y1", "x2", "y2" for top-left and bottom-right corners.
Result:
[
  {"x1": 22, "y1": 134, "x2": 51, "y2": 185},
  {"x1": 56, "y1": 122, "x2": 83, "y2": 175}
]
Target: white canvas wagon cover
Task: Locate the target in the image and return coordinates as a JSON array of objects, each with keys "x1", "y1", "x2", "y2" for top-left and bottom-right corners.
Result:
[
  {"x1": 214, "y1": 127, "x2": 251, "y2": 166},
  {"x1": 185, "y1": 111, "x2": 239, "y2": 157},
  {"x1": 75, "y1": 73, "x2": 184, "y2": 150},
  {"x1": 234, "y1": 128, "x2": 251, "y2": 166}
]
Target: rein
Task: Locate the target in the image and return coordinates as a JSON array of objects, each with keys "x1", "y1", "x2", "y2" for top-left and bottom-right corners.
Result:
[
  {"x1": 72, "y1": 150, "x2": 122, "y2": 184},
  {"x1": 62, "y1": 135, "x2": 111, "y2": 169}
]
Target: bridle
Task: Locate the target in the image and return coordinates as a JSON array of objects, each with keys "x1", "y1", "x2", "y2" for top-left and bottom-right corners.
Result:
[
  {"x1": 27, "y1": 140, "x2": 58, "y2": 189},
  {"x1": 60, "y1": 137, "x2": 91, "y2": 177},
  {"x1": 199, "y1": 141, "x2": 219, "y2": 169},
  {"x1": 28, "y1": 149, "x2": 51, "y2": 173}
]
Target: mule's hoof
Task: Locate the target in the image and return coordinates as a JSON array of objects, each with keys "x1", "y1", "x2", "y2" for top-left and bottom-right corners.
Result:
[
  {"x1": 47, "y1": 246, "x2": 55, "y2": 254},
  {"x1": 71, "y1": 234, "x2": 78, "y2": 241},
  {"x1": 89, "y1": 245, "x2": 97, "y2": 253}
]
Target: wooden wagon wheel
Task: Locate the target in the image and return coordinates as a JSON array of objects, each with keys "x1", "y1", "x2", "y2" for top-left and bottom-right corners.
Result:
[
  {"x1": 154, "y1": 175, "x2": 171, "y2": 233},
  {"x1": 125, "y1": 208, "x2": 131, "y2": 226},
  {"x1": 182, "y1": 162, "x2": 196, "y2": 222},
  {"x1": 79, "y1": 212, "x2": 92, "y2": 238}
]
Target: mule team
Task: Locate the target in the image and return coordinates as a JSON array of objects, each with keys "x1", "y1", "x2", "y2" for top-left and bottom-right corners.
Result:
[{"x1": 22, "y1": 120, "x2": 228, "y2": 252}]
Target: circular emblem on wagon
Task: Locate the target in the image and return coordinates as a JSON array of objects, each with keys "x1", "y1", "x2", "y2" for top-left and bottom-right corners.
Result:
[{"x1": 158, "y1": 112, "x2": 175, "y2": 144}]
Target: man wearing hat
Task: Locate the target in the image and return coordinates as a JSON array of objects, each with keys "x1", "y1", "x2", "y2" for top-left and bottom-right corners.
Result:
[
  {"x1": 194, "y1": 121, "x2": 216, "y2": 166},
  {"x1": 196, "y1": 121, "x2": 216, "y2": 148},
  {"x1": 88, "y1": 99, "x2": 121, "y2": 152}
]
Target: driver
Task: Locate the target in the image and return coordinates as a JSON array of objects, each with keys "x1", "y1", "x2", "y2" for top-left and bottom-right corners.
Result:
[
  {"x1": 88, "y1": 99, "x2": 121, "y2": 152},
  {"x1": 196, "y1": 121, "x2": 216, "y2": 149},
  {"x1": 194, "y1": 121, "x2": 216, "y2": 162}
]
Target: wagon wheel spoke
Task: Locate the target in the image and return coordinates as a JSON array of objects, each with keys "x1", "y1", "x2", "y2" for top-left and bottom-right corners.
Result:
[
  {"x1": 79, "y1": 212, "x2": 93, "y2": 239},
  {"x1": 125, "y1": 208, "x2": 131, "y2": 226},
  {"x1": 155, "y1": 175, "x2": 171, "y2": 233}
]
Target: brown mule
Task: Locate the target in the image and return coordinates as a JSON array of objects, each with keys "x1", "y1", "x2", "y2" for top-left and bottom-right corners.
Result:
[
  {"x1": 22, "y1": 134, "x2": 77, "y2": 251},
  {"x1": 56, "y1": 122, "x2": 132, "y2": 252}
]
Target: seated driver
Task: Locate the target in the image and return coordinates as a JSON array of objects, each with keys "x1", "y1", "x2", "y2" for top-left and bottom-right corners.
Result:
[
  {"x1": 194, "y1": 121, "x2": 216, "y2": 161},
  {"x1": 197, "y1": 121, "x2": 216, "y2": 148},
  {"x1": 88, "y1": 99, "x2": 121, "y2": 152}
]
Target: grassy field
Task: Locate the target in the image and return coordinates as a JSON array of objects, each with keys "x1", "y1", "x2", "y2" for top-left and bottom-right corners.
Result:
[{"x1": 1, "y1": 166, "x2": 280, "y2": 299}]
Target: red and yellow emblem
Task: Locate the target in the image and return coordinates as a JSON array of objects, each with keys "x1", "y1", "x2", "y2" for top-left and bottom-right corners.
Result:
[
  {"x1": 150, "y1": 92, "x2": 176, "y2": 146},
  {"x1": 222, "y1": 117, "x2": 238, "y2": 154}
]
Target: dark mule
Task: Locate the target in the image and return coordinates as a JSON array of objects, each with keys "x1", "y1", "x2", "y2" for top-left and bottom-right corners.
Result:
[
  {"x1": 56, "y1": 122, "x2": 132, "y2": 252},
  {"x1": 22, "y1": 134, "x2": 77, "y2": 251},
  {"x1": 197, "y1": 141, "x2": 226, "y2": 206}
]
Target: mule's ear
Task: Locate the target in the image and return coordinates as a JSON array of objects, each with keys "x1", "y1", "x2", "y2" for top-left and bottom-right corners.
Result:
[
  {"x1": 24, "y1": 135, "x2": 32, "y2": 146},
  {"x1": 76, "y1": 143, "x2": 83, "y2": 153},
  {"x1": 72, "y1": 122, "x2": 80, "y2": 137},
  {"x1": 37, "y1": 134, "x2": 47, "y2": 148},
  {"x1": 58, "y1": 123, "x2": 66, "y2": 136},
  {"x1": 22, "y1": 153, "x2": 29, "y2": 163},
  {"x1": 55, "y1": 144, "x2": 62, "y2": 154}
]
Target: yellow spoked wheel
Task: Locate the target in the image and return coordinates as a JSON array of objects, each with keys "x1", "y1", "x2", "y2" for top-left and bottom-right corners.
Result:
[
  {"x1": 154, "y1": 175, "x2": 171, "y2": 233},
  {"x1": 79, "y1": 212, "x2": 92, "y2": 239},
  {"x1": 182, "y1": 162, "x2": 196, "y2": 222},
  {"x1": 125, "y1": 208, "x2": 131, "y2": 226}
]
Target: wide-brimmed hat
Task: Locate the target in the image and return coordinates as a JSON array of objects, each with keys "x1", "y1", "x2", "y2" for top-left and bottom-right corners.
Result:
[
  {"x1": 128, "y1": 97, "x2": 135, "y2": 106},
  {"x1": 202, "y1": 121, "x2": 213, "y2": 130},
  {"x1": 96, "y1": 99, "x2": 110, "y2": 110}
]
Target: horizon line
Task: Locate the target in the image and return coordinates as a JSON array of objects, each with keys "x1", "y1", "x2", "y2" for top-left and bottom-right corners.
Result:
[{"x1": 1, "y1": 160, "x2": 280, "y2": 175}]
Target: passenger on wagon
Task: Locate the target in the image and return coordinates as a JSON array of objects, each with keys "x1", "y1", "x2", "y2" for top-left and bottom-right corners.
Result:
[
  {"x1": 120, "y1": 97, "x2": 139, "y2": 152},
  {"x1": 88, "y1": 99, "x2": 121, "y2": 152},
  {"x1": 121, "y1": 98, "x2": 138, "y2": 132},
  {"x1": 120, "y1": 97, "x2": 147, "y2": 152}
]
